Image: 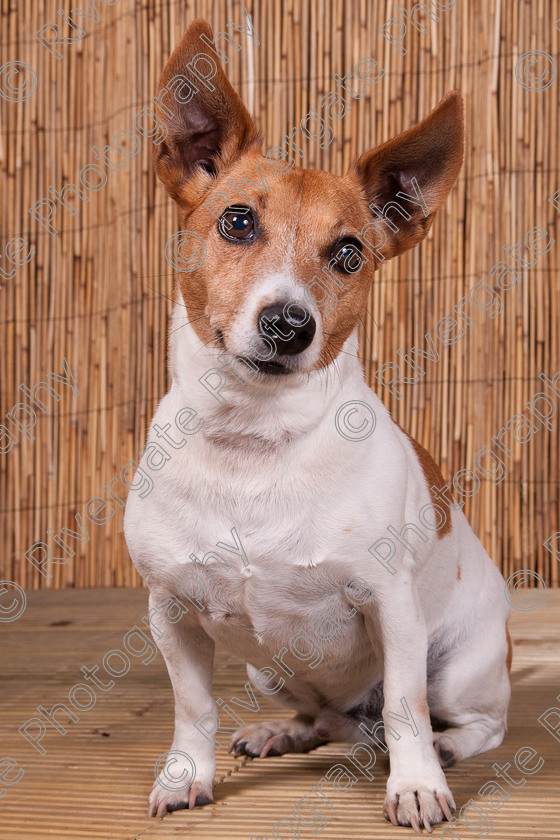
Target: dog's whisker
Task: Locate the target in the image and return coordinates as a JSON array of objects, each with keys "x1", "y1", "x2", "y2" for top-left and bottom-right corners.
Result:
[
  {"x1": 142, "y1": 282, "x2": 178, "y2": 306},
  {"x1": 154, "y1": 314, "x2": 208, "y2": 350}
]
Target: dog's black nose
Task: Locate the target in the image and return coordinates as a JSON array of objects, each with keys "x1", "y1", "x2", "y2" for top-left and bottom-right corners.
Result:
[{"x1": 257, "y1": 303, "x2": 316, "y2": 355}]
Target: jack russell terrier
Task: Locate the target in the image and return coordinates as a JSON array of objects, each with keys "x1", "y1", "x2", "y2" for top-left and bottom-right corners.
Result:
[{"x1": 124, "y1": 19, "x2": 512, "y2": 833}]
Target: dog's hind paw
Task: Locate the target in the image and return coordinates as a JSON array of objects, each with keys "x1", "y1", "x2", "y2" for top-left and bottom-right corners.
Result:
[
  {"x1": 433, "y1": 737, "x2": 456, "y2": 768},
  {"x1": 148, "y1": 775, "x2": 213, "y2": 818},
  {"x1": 384, "y1": 780, "x2": 455, "y2": 833},
  {"x1": 228, "y1": 717, "x2": 324, "y2": 758}
]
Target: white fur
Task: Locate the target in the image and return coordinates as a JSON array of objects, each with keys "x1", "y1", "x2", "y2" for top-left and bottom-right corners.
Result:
[{"x1": 124, "y1": 295, "x2": 511, "y2": 827}]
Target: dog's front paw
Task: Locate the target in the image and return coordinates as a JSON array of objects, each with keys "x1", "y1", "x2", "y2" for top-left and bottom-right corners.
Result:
[
  {"x1": 148, "y1": 753, "x2": 214, "y2": 818},
  {"x1": 384, "y1": 776, "x2": 455, "y2": 833}
]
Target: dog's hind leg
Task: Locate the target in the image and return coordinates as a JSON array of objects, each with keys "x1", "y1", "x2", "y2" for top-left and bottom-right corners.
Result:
[
  {"x1": 229, "y1": 675, "x2": 387, "y2": 758},
  {"x1": 229, "y1": 713, "x2": 325, "y2": 758},
  {"x1": 428, "y1": 617, "x2": 511, "y2": 768},
  {"x1": 229, "y1": 667, "x2": 328, "y2": 757},
  {"x1": 312, "y1": 681, "x2": 386, "y2": 744}
]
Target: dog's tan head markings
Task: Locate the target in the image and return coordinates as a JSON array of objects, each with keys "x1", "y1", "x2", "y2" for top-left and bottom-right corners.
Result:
[{"x1": 153, "y1": 20, "x2": 464, "y2": 378}]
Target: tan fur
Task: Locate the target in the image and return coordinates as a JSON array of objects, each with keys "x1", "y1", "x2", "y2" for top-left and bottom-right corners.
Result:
[{"x1": 506, "y1": 624, "x2": 513, "y2": 673}]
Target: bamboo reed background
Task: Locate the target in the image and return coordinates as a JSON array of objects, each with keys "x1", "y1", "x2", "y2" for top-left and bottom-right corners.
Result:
[{"x1": 1, "y1": 0, "x2": 559, "y2": 590}]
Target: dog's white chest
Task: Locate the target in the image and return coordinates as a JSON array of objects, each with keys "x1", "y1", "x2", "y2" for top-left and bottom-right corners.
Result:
[
  {"x1": 122, "y1": 363, "x2": 416, "y2": 682},
  {"x1": 172, "y1": 471, "x2": 363, "y2": 647},
  {"x1": 196, "y1": 555, "x2": 354, "y2": 644},
  {"x1": 125, "y1": 409, "x2": 376, "y2": 669}
]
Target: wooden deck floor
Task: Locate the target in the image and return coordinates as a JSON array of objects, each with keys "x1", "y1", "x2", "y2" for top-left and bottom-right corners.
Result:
[{"x1": 1, "y1": 588, "x2": 559, "y2": 840}]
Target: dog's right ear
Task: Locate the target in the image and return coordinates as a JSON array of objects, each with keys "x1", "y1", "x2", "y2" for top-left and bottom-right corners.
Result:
[{"x1": 153, "y1": 19, "x2": 260, "y2": 208}]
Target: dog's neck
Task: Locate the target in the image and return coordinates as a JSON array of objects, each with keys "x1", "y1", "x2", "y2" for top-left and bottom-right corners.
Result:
[{"x1": 169, "y1": 299, "x2": 365, "y2": 451}]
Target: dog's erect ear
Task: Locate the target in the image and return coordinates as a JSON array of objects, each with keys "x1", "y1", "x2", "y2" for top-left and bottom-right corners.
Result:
[
  {"x1": 153, "y1": 19, "x2": 260, "y2": 206},
  {"x1": 352, "y1": 91, "x2": 464, "y2": 260}
]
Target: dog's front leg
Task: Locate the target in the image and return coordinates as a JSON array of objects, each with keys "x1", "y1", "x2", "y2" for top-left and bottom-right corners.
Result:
[
  {"x1": 365, "y1": 575, "x2": 455, "y2": 832},
  {"x1": 147, "y1": 589, "x2": 217, "y2": 818}
]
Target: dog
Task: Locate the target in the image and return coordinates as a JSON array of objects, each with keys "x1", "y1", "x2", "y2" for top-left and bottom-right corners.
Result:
[{"x1": 124, "y1": 18, "x2": 512, "y2": 832}]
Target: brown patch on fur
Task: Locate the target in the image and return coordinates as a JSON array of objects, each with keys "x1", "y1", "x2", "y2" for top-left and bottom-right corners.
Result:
[
  {"x1": 398, "y1": 427, "x2": 452, "y2": 538},
  {"x1": 293, "y1": 168, "x2": 376, "y2": 369},
  {"x1": 456, "y1": 565, "x2": 462, "y2": 580},
  {"x1": 506, "y1": 624, "x2": 513, "y2": 673}
]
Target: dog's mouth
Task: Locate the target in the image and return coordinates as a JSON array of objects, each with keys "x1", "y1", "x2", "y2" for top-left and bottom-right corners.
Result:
[
  {"x1": 214, "y1": 329, "x2": 295, "y2": 377},
  {"x1": 240, "y1": 357, "x2": 292, "y2": 376}
]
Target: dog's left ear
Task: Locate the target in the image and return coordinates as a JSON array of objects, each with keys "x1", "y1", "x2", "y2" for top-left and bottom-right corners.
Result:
[{"x1": 351, "y1": 91, "x2": 464, "y2": 260}]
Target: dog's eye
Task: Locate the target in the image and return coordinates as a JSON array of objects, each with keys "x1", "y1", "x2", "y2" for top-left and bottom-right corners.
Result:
[
  {"x1": 218, "y1": 206, "x2": 255, "y2": 242},
  {"x1": 331, "y1": 237, "x2": 363, "y2": 274}
]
